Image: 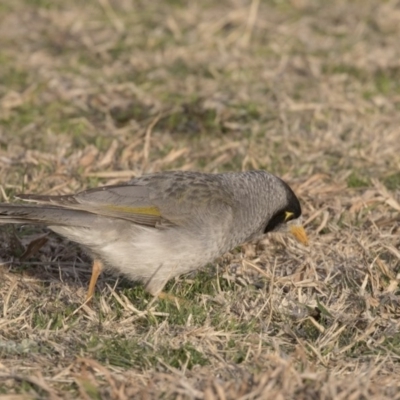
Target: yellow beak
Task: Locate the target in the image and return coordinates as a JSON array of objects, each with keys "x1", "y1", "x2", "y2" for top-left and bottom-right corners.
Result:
[{"x1": 289, "y1": 225, "x2": 309, "y2": 246}]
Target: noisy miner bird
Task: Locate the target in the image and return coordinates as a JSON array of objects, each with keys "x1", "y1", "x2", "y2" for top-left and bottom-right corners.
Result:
[{"x1": 0, "y1": 170, "x2": 308, "y2": 301}]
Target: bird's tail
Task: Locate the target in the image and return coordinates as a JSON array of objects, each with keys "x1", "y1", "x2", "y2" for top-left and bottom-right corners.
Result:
[{"x1": 0, "y1": 203, "x2": 96, "y2": 227}]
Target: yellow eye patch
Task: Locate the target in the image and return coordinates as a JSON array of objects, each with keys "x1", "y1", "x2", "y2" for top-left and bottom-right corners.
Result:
[{"x1": 284, "y1": 211, "x2": 294, "y2": 221}]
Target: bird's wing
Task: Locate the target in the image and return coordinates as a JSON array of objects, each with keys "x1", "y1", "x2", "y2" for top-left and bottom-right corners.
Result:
[
  {"x1": 17, "y1": 173, "x2": 235, "y2": 228},
  {"x1": 17, "y1": 185, "x2": 166, "y2": 227}
]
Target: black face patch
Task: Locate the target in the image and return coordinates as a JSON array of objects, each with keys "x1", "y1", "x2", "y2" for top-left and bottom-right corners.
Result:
[
  {"x1": 263, "y1": 178, "x2": 302, "y2": 234},
  {"x1": 264, "y1": 209, "x2": 288, "y2": 233}
]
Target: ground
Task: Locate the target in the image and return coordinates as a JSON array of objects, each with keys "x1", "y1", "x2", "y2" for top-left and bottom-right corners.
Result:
[{"x1": 0, "y1": 0, "x2": 400, "y2": 399}]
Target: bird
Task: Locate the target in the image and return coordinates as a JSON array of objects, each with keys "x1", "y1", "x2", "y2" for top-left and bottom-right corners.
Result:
[{"x1": 0, "y1": 170, "x2": 308, "y2": 301}]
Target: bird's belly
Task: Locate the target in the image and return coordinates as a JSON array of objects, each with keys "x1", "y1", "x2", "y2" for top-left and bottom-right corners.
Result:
[
  {"x1": 100, "y1": 227, "x2": 223, "y2": 294},
  {"x1": 52, "y1": 224, "x2": 224, "y2": 295}
]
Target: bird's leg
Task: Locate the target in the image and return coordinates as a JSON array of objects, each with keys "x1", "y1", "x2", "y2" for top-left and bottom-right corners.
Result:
[
  {"x1": 86, "y1": 259, "x2": 103, "y2": 301},
  {"x1": 157, "y1": 291, "x2": 186, "y2": 306},
  {"x1": 145, "y1": 270, "x2": 186, "y2": 305},
  {"x1": 158, "y1": 291, "x2": 178, "y2": 302}
]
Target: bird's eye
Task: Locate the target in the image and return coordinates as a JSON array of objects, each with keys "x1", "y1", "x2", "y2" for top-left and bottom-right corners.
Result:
[{"x1": 284, "y1": 211, "x2": 294, "y2": 222}]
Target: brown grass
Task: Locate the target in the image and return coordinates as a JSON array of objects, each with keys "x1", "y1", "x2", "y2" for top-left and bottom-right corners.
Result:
[{"x1": 1, "y1": 0, "x2": 400, "y2": 398}]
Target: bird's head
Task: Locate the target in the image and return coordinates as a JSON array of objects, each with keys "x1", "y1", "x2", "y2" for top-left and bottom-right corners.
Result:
[{"x1": 263, "y1": 178, "x2": 309, "y2": 246}]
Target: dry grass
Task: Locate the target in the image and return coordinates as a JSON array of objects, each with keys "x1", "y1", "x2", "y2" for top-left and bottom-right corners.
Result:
[{"x1": 1, "y1": 0, "x2": 400, "y2": 398}]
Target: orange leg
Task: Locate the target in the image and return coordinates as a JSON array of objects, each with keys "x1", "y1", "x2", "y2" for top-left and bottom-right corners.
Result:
[
  {"x1": 157, "y1": 291, "x2": 186, "y2": 306},
  {"x1": 86, "y1": 259, "x2": 103, "y2": 301}
]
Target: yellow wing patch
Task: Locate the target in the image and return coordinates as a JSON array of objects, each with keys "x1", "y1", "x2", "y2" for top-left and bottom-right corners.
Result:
[{"x1": 104, "y1": 205, "x2": 162, "y2": 216}]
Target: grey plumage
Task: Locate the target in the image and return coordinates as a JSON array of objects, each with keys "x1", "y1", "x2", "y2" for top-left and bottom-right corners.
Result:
[{"x1": 0, "y1": 170, "x2": 308, "y2": 297}]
